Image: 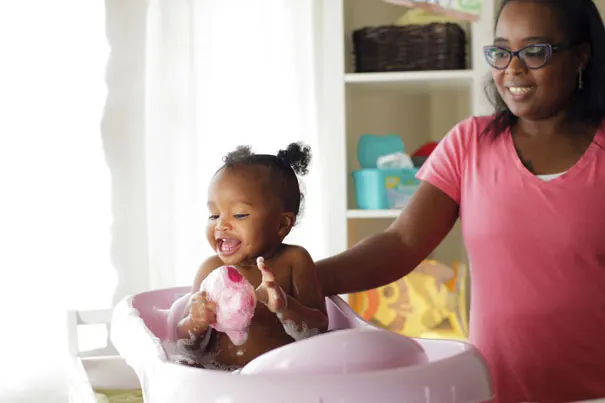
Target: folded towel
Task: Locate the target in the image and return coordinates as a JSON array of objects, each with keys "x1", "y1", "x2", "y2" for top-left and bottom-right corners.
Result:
[{"x1": 94, "y1": 389, "x2": 143, "y2": 403}]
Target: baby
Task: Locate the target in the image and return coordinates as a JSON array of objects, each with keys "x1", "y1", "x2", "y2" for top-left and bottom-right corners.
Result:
[{"x1": 173, "y1": 142, "x2": 328, "y2": 370}]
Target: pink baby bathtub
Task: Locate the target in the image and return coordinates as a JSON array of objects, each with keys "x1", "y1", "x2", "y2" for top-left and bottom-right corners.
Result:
[{"x1": 110, "y1": 287, "x2": 492, "y2": 403}]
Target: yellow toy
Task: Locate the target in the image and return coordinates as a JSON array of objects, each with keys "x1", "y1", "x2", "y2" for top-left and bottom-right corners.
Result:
[{"x1": 349, "y1": 260, "x2": 468, "y2": 341}]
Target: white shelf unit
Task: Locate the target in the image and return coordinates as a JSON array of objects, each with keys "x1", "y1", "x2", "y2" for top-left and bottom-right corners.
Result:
[
  {"x1": 316, "y1": 0, "x2": 496, "y2": 264},
  {"x1": 345, "y1": 70, "x2": 475, "y2": 92},
  {"x1": 347, "y1": 209, "x2": 401, "y2": 219}
]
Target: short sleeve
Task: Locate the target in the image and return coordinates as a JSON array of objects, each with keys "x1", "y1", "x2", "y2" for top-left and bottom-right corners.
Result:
[{"x1": 416, "y1": 117, "x2": 474, "y2": 204}]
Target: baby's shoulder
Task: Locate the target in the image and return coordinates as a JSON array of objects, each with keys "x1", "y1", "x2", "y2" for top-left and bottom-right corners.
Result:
[
  {"x1": 192, "y1": 255, "x2": 224, "y2": 290},
  {"x1": 277, "y1": 244, "x2": 313, "y2": 268},
  {"x1": 278, "y1": 243, "x2": 309, "y2": 258}
]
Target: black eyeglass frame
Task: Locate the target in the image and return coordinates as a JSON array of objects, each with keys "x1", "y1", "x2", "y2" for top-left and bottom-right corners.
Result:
[{"x1": 483, "y1": 43, "x2": 569, "y2": 70}]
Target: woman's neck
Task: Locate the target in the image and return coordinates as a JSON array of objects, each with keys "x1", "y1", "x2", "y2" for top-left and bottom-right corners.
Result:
[
  {"x1": 515, "y1": 116, "x2": 598, "y2": 145},
  {"x1": 516, "y1": 112, "x2": 572, "y2": 138}
]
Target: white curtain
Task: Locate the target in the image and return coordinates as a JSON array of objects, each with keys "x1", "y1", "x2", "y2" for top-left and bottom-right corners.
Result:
[
  {"x1": 145, "y1": 0, "x2": 327, "y2": 288},
  {"x1": 0, "y1": 1, "x2": 326, "y2": 401},
  {"x1": 0, "y1": 2, "x2": 114, "y2": 402}
]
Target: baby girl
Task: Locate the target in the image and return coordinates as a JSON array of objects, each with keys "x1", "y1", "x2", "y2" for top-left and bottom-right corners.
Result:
[{"x1": 172, "y1": 143, "x2": 328, "y2": 370}]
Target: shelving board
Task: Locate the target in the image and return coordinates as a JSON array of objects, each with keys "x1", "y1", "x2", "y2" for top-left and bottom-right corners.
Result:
[
  {"x1": 345, "y1": 70, "x2": 475, "y2": 92},
  {"x1": 346, "y1": 209, "x2": 401, "y2": 219}
]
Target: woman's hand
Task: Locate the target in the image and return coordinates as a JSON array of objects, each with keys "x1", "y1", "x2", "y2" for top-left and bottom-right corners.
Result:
[{"x1": 255, "y1": 257, "x2": 287, "y2": 314}]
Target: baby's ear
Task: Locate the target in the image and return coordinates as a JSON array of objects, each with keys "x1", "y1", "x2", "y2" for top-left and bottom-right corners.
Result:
[{"x1": 277, "y1": 213, "x2": 295, "y2": 238}]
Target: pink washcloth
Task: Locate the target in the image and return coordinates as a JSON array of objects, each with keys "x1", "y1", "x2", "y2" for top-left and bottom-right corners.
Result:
[{"x1": 200, "y1": 266, "x2": 256, "y2": 345}]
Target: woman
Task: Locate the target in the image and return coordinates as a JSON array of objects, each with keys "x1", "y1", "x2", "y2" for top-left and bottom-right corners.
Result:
[{"x1": 317, "y1": 1, "x2": 605, "y2": 402}]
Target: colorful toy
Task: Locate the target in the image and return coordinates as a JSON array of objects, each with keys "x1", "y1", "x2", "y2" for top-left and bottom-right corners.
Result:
[
  {"x1": 200, "y1": 265, "x2": 256, "y2": 345},
  {"x1": 349, "y1": 260, "x2": 469, "y2": 341},
  {"x1": 412, "y1": 141, "x2": 438, "y2": 157}
]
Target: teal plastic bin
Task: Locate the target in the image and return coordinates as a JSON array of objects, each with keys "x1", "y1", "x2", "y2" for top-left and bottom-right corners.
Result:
[
  {"x1": 352, "y1": 134, "x2": 420, "y2": 210},
  {"x1": 353, "y1": 167, "x2": 419, "y2": 209}
]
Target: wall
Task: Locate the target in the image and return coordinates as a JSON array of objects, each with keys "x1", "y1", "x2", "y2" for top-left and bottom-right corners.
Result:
[{"x1": 342, "y1": 0, "x2": 472, "y2": 265}]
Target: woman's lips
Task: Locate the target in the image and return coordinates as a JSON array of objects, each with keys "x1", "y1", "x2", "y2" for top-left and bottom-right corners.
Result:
[{"x1": 505, "y1": 85, "x2": 536, "y2": 101}]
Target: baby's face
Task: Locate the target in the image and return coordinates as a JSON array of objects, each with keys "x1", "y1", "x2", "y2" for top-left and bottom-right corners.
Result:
[{"x1": 206, "y1": 167, "x2": 284, "y2": 266}]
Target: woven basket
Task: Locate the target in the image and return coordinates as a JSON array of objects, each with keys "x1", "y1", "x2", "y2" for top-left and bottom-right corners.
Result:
[{"x1": 352, "y1": 23, "x2": 467, "y2": 72}]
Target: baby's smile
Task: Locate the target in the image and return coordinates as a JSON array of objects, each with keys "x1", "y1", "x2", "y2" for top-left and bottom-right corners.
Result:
[{"x1": 216, "y1": 238, "x2": 242, "y2": 257}]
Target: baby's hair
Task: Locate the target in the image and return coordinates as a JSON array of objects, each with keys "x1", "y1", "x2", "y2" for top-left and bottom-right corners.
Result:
[{"x1": 221, "y1": 142, "x2": 311, "y2": 218}]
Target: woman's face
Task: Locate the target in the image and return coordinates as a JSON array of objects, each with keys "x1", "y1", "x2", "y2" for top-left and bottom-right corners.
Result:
[{"x1": 492, "y1": 1, "x2": 586, "y2": 121}]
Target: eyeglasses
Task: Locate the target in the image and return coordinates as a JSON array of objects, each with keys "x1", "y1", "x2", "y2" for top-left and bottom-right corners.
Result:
[{"x1": 483, "y1": 43, "x2": 568, "y2": 70}]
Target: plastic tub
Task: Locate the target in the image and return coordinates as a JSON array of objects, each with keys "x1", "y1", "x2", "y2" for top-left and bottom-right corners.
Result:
[{"x1": 110, "y1": 286, "x2": 493, "y2": 403}]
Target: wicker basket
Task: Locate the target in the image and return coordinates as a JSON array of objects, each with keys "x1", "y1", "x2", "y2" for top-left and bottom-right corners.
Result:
[{"x1": 352, "y1": 23, "x2": 467, "y2": 72}]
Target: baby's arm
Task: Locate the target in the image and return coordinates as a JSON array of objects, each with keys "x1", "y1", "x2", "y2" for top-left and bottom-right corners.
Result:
[
  {"x1": 174, "y1": 255, "x2": 222, "y2": 349},
  {"x1": 274, "y1": 246, "x2": 329, "y2": 340}
]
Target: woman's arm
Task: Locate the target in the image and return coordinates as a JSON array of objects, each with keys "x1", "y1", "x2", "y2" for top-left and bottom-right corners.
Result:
[{"x1": 316, "y1": 181, "x2": 459, "y2": 296}]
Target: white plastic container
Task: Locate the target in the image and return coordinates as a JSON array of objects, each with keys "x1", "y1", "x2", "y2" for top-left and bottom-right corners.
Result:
[{"x1": 66, "y1": 310, "x2": 141, "y2": 403}]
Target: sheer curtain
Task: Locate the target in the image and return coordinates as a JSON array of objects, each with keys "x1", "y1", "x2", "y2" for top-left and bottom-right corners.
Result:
[
  {"x1": 0, "y1": 1, "x2": 113, "y2": 402},
  {"x1": 0, "y1": 1, "x2": 327, "y2": 402},
  {"x1": 145, "y1": 0, "x2": 328, "y2": 289}
]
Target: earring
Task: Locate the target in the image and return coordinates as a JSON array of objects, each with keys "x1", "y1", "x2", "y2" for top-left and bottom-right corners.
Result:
[{"x1": 579, "y1": 67, "x2": 583, "y2": 89}]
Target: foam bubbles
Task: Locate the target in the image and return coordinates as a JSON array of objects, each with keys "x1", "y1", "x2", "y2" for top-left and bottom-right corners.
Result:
[
  {"x1": 163, "y1": 338, "x2": 242, "y2": 372},
  {"x1": 281, "y1": 319, "x2": 319, "y2": 341}
]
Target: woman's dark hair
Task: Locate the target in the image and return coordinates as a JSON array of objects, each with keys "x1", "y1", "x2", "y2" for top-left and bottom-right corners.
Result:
[
  {"x1": 484, "y1": 0, "x2": 605, "y2": 136},
  {"x1": 221, "y1": 142, "x2": 311, "y2": 217}
]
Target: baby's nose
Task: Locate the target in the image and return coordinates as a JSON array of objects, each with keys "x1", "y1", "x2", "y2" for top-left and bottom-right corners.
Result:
[{"x1": 215, "y1": 217, "x2": 232, "y2": 230}]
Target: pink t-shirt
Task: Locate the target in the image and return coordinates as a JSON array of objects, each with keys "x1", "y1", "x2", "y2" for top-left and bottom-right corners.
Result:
[{"x1": 417, "y1": 116, "x2": 605, "y2": 403}]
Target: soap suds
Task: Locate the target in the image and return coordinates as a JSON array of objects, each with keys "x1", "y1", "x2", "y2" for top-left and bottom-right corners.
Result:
[
  {"x1": 279, "y1": 318, "x2": 319, "y2": 341},
  {"x1": 174, "y1": 323, "x2": 212, "y2": 352},
  {"x1": 164, "y1": 336, "x2": 242, "y2": 373},
  {"x1": 171, "y1": 352, "x2": 241, "y2": 372},
  {"x1": 199, "y1": 360, "x2": 241, "y2": 372}
]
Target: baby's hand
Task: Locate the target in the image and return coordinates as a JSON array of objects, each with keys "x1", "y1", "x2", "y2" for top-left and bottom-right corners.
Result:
[
  {"x1": 189, "y1": 291, "x2": 217, "y2": 334},
  {"x1": 255, "y1": 257, "x2": 287, "y2": 314}
]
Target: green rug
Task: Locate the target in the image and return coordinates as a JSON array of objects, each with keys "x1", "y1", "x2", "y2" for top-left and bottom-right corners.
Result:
[{"x1": 93, "y1": 389, "x2": 143, "y2": 403}]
